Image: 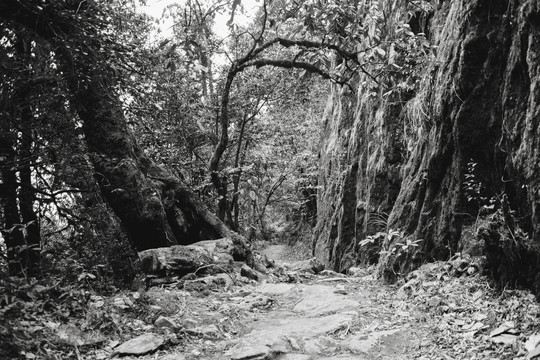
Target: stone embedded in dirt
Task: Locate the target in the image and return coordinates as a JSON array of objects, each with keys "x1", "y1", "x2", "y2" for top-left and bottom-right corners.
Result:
[
  {"x1": 347, "y1": 266, "x2": 366, "y2": 277},
  {"x1": 226, "y1": 344, "x2": 272, "y2": 360},
  {"x1": 261, "y1": 253, "x2": 275, "y2": 268},
  {"x1": 241, "y1": 264, "x2": 260, "y2": 281},
  {"x1": 154, "y1": 316, "x2": 178, "y2": 331},
  {"x1": 226, "y1": 342, "x2": 288, "y2": 360},
  {"x1": 185, "y1": 324, "x2": 221, "y2": 339},
  {"x1": 286, "y1": 336, "x2": 301, "y2": 351},
  {"x1": 253, "y1": 260, "x2": 269, "y2": 274},
  {"x1": 183, "y1": 273, "x2": 235, "y2": 292},
  {"x1": 179, "y1": 318, "x2": 198, "y2": 328},
  {"x1": 113, "y1": 333, "x2": 165, "y2": 356},
  {"x1": 319, "y1": 269, "x2": 346, "y2": 277},
  {"x1": 286, "y1": 258, "x2": 325, "y2": 274},
  {"x1": 237, "y1": 293, "x2": 273, "y2": 310}
]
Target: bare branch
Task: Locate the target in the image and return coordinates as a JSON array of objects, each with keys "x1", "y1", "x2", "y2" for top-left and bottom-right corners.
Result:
[{"x1": 239, "y1": 58, "x2": 332, "y2": 80}]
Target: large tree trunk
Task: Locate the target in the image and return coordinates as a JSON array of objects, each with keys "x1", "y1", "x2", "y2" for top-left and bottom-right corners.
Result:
[
  {"x1": 314, "y1": 0, "x2": 540, "y2": 294},
  {"x1": 73, "y1": 74, "x2": 251, "y2": 256},
  {"x1": 0, "y1": 0, "x2": 251, "y2": 261}
]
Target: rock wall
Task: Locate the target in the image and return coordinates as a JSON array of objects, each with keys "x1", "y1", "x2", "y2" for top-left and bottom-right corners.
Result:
[{"x1": 314, "y1": 0, "x2": 540, "y2": 291}]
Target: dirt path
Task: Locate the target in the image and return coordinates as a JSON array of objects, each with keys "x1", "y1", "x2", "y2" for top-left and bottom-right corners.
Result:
[{"x1": 96, "y1": 243, "x2": 540, "y2": 360}]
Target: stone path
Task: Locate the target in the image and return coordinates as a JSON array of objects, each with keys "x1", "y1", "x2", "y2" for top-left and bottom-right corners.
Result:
[
  {"x1": 217, "y1": 244, "x2": 426, "y2": 359},
  {"x1": 121, "y1": 243, "x2": 429, "y2": 360},
  {"x1": 108, "y1": 243, "x2": 540, "y2": 360},
  {"x1": 222, "y1": 276, "x2": 423, "y2": 360}
]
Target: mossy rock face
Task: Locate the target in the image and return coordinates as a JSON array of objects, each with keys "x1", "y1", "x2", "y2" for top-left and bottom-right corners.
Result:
[
  {"x1": 479, "y1": 210, "x2": 540, "y2": 297},
  {"x1": 314, "y1": 0, "x2": 540, "y2": 294}
]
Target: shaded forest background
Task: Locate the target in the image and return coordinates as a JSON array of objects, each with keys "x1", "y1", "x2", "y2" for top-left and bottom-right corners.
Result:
[{"x1": 1, "y1": 0, "x2": 540, "y2": 300}]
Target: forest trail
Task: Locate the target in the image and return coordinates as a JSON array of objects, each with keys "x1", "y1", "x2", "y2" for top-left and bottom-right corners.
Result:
[{"x1": 99, "y1": 241, "x2": 540, "y2": 360}]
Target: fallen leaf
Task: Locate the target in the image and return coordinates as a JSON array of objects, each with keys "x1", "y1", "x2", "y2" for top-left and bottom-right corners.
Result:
[
  {"x1": 462, "y1": 322, "x2": 484, "y2": 332},
  {"x1": 471, "y1": 313, "x2": 488, "y2": 322},
  {"x1": 528, "y1": 344, "x2": 540, "y2": 359},
  {"x1": 491, "y1": 333, "x2": 518, "y2": 345},
  {"x1": 526, "y1": 333, "x2": 540, "y2": 352},
  {"x1": 489, "y1": 321, "x2": 516, "y2": 337}
]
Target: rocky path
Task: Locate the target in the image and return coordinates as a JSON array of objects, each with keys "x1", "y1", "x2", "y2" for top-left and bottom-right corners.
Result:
[
  {"x1": 222, "y1": 244, "x2": 425, "y2": 359},
  {"x1": 103, "y1": 243, "x2": 540, "y2": 360}
]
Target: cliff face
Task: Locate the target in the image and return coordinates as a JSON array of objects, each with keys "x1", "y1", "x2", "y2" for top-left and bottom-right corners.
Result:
[{"x1": 314, "y1": 0, "x2": 540, "y2": 291}]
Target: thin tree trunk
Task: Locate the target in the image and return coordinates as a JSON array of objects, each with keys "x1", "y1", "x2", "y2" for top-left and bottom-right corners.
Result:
[
  {"x1": 0, "y1": 133, "x2": 25, "y2": 276},
  {"x1": 18, "y1": 106, "x2": 41, "y2": 277},
  {"x1": 231, "y1": 115, "x2": 249, "y2": 230},
  {"x1": 14, "y1": 35, "x2": 41, "y2": 278}
]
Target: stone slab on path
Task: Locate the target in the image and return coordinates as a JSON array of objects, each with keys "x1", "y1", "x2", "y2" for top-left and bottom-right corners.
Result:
[
  {"x1": 225, "y1": 281, "x2": 365, "y2": 360},
  {"x1": 225, "y1": 311, "x2": 357, "y2": 359},
  {"x1": 291, "y1": 284, "x2": 360, "y2": 316}
]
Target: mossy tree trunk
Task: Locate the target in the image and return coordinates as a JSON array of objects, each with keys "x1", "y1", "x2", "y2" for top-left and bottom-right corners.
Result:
[{"x1": 0, "y1": 0, "x2": 251, "y2": 260}]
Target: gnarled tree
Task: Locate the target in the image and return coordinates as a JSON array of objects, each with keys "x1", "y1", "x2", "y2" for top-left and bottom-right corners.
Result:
[{"x1": 0, "y1": 0, "x2": 251, "y2": 262}]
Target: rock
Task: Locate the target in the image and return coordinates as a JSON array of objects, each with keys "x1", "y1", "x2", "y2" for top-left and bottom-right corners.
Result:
[
  {"x1": 253, "y1": 260, "x2": 268, "y2": 274},
  {"x1": 56, "y1": 324, "x2": 105, "y2": 347},
  {"x1": 226, "y1": 342, "x2": 288, "y2": 360},
  {"x1": 319, "y1": 269, "x2": 346, "y2": 277},
  {"x1": 261, "y1": 253, "x2": 275, "y2": 268},
  {"x1": 226, "y1": 312, "x2": 356, "y2": 357},
  {"x1": 226, "y1": 344, "x2": 271, "y2": 360},
  {"x1": 241, "y1": 264, "x2": 259, "y2": 281},
  {"x1": 346, "y1": 267, "x2": 365, "y2": 277},
  {"x1": 309, "y1": 258, "x2": 325, "y2": 273},
  {"x1": 138, "y1": 238, "x2": 236, "y2": 277},
  {"x1": 286, "y1": 336, "x2": 301, "y2": 351},
  {"x1": 154, "y1": 316, "x2": 178, "y2": 331},
  {"x1": 185, "y1": 324, "x2": 221, "y2": 339},
  {"x1": 183, "y1": 273, "x2": 234, "y2": 292},
  {"x1": 238, "y1": 294, "x2": 273, "y2": 310},
  {"x1": 180, "y1": 318, "x2": 198, "y2": 328},
  {"x1": 286, "y1": 258, "x2": 325, "y2": 274},
  {"x1": 113, "y1": 333, "x2": 165, "y2": 356},
  {"x1": 303, "y1": 336, "x2": 338, "y2": 354}
]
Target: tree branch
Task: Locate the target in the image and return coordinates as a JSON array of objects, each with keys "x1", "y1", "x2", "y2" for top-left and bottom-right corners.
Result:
[{"x1": 239, "y1": 59, "x2": 332, "y2": 80}]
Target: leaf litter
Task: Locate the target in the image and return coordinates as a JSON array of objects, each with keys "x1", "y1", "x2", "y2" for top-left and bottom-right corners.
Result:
[{"x1": 2, "y1": 247, "x2": 540, "y2": 359}]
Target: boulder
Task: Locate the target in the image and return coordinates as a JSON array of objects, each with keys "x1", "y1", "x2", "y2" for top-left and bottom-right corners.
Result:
[{"x1": 138, "y1": 238, "x2": 235, "y2": 277}]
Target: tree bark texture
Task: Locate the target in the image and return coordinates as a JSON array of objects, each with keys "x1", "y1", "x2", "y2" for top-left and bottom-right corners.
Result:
[
  {"x1": 0, "y1": 133, "x2": 26, "y2": 276},
  {"x1": 314, "y1": 0, "x2": 540, "y2": 294}
]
